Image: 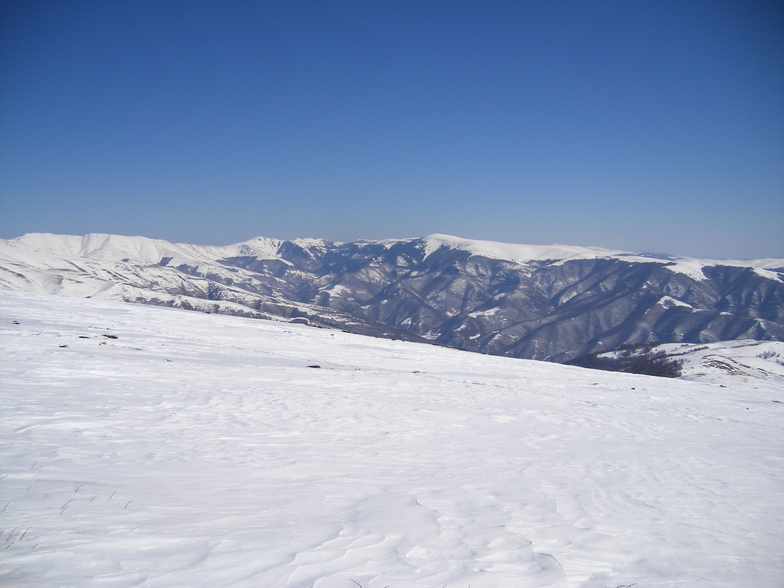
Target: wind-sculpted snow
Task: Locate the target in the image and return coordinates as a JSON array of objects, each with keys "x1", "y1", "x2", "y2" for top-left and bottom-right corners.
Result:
[
  {"x1": 1, "y1": 232, "x2": 783, "y2": 362},
  {"x1": 1, "y1": 292, "x2": 783, "y2": 587}
]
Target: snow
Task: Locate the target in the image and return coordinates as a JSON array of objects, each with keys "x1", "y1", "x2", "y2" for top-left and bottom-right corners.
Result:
[
  {"x1": 661, "y1": 259, "x2": 708, "y2": 280},
  {"x1": 0, "y1": 234, "x2": 287, "y2": 306},
  {"x1": 422, "y1": 234, "x2": 622, "y2": 264},
  {"x1": 3, "y1": 233, "x2": 283, "y2": 271},
  {"x1": 291, "y1": 238, "x2": 332, "y2": 250},
  {"x1": 657, "y1": 296, "x2": 693, "y2": 309},
  {"x1": 2, "y1": 234, "x2": 782, "y2": 315},
  {"x1": 1, "y1": 291, "x2": 783, "y2": 587},
  {"x1": 422, "y1": 234, "x2": 784, "y2": 281},
  {"x1": 753, "y1": 267, "x2": 783, "y2": 281},
  {"x1": 658, "y1": 340, "x2": 784, "y2": 386},
  {"x1": 468, "y1": 307, "x2": 502, "y2": 318},
  {"x1": 236, "y1": 236, "x2": 285, "y2": 257},
  {"x1": 322, "y1": 284, "x2": 352, "y2": 296}
]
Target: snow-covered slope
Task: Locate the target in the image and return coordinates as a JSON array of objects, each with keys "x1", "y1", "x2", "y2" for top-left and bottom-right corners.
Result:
[
  {"x1": 422, "y1": 233, "x2": 784, "y2": 279},
  {"x1": 659, "y1": 339, "x2": 784, "y2": 385},
  {"x1": 1, "y1": 291, "x2": 782, "y2": 587},
  {"x1": 569, "y1": 339, "x2": 784, "y2": 384},
  {"x1": 0, "y1": 233, "x2": 410, "y2": 340},
  {"x1": 0, "y1": 232, "x2": 278, "y2": 272},
  {"x1": 1, "y1": 232, "x2": 783, "y2": 362},
  {"x1": 0, "y1": 232, "x2": 280, "y2": 296}
]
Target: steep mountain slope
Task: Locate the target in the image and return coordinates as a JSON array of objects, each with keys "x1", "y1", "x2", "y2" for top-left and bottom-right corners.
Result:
[
  {"x1": 1, "y1": 291, "x2": 782, "y2": 587},
  {"x1": 1, "y1": 232, "x2": 782, "y2": 361}
]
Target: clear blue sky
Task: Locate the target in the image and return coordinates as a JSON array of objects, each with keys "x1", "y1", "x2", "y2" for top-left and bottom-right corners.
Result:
[{"x1": 1, "y1": 0, "x2": 782, "y2": 258}]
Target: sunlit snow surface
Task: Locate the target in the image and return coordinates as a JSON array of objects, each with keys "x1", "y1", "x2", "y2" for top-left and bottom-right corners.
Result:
[{"x1": 1, "y1": 292, "x2": 782, "y2": 588}]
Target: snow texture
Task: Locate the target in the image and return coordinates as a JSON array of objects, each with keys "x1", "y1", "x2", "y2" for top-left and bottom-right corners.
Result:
[
  {"x1": 421, "y1": 233, "x2": 784, "y2": 279},
  {"x1": 658, "y1": 340, "x2": 784, "y2": 386},
  {"x1": 1, "y1": 291, "x2": 783, "y2": 587}
]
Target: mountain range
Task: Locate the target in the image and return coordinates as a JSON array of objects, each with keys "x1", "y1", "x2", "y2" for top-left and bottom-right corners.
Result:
[{"x1": 1, "y1": 232, "x2": 782, "y2": 362}]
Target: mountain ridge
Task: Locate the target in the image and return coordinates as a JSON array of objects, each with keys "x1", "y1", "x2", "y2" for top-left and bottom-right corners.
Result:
[
  {"x1": 10, "y1": 230, "x2": 784, "y2": 264},
  {"x1": 1, "y1": 232, "x2": 782, "y2": 362}
]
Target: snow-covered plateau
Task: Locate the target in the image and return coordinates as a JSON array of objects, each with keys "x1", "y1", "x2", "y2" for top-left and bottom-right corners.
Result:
[{"x1": 1, "y1": 291, "x2": 782, "y2": 587}]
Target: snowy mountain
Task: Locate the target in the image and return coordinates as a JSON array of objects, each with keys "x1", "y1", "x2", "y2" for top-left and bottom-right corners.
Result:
[
  {"x1": 662, "y1": 339, "x2": 784, "y2": 383},
  {"x1": 569, "y1": 338, "x2": 784, "y2": 382},
  {"x1": 1, "y1": 232, "x2": 783, "y2": 362},
  {"x1": 1, "y1": 291, "x2": 782, "y2": 587}
]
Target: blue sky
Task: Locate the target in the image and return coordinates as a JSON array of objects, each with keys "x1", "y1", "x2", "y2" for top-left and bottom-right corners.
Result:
[{"x1": 1, "y1": 0, "x2": 782, "y2": 258}]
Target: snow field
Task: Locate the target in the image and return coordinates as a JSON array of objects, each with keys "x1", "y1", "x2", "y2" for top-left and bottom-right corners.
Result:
[{"x1": 0, "y1": 291, "x2": 782, "y2": 587}]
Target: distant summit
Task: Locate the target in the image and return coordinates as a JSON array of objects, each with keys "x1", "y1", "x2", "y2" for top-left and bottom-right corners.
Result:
[{"x1": 2, "y1": 232, "x2": 782, "y2": 362}]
